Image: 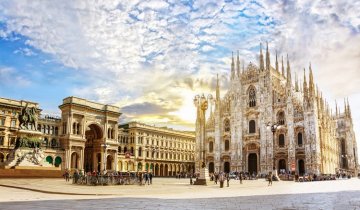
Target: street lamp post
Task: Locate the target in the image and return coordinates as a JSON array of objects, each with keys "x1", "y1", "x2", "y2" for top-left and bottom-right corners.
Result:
[
  {"x1": 193, "y1": 93, "x2": 213, "y2": 185},
  {"x1": 266, "y1": 122, "x2": 281, "y2": 176}
]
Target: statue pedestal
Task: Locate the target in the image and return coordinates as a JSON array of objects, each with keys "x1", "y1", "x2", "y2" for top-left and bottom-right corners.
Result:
[{"x1": 194, "y1": 168, "x2": 209, "y2": 185}]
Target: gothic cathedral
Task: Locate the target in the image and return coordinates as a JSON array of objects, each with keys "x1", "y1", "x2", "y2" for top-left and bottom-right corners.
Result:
[{"x1": 196, "y1": 43, "x2": 358, "y2": 176}]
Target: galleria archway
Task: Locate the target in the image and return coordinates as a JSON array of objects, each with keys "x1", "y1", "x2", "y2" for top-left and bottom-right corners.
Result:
[{"x1": 84, "y1": 124, "x2": 103, "y2": 172}]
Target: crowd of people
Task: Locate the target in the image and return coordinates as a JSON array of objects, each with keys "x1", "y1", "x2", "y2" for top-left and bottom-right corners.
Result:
[{"x1": 63, "y1": 169, "x2": 154, "y2": 186}]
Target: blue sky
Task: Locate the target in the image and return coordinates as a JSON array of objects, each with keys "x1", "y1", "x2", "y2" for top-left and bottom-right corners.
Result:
[{"x1": 1, "y1": 0, "x2": 360, "y2": 159}]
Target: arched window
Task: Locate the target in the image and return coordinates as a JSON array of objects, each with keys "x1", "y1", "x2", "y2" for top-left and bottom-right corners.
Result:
[
  {"x1": 249, "y1": 120, "x2": 256, "y2": 133},
  {"x1": 43, "y1": 138, "x2": 48, "y2": 147},
  {"x1": 248, "y1": 86, "x2": 256, "y2": 107},
  {"x1": 77, "y1": 124, "x2": 80, "y2": 135},
  {"x1": 209, "y1": 141, "x2": 214, "y2": 152},
  {"x1": 224, "y1": 119, "x2": 230, "y2": 132},
  {"x1": 55, "y1": 127, "x2": 59, "y2": 135},
  {"x1": 297, "y1": 133, "x2": 303, "y2": 146},
  {"x1": 277, "y1": 111, "x2": 285, "y2": 125},
  {"x1": 72, "y1": 123, "x2": 76, "y2": 134},
  {"x1": 130, "y1": 147, "x2": 134, "y2": 155},
  {"x1": 118, "y1": 146, "x2": 122, "y2": 153},
  {"x1": 138, "y1": 147, "x2": 142, "y2": 157},
  {"x1": 51, "y1": 139, "x2": 57, "y2": 147},
  {"x1": 279, "y1": 134, "x2": 285, "y2": 147},
  {"x1": 225, "y1": 140, "x2": 230, "y2": 151},
  {"x1": 124, "y1": 147, "x2": 127, "y2": 153}
]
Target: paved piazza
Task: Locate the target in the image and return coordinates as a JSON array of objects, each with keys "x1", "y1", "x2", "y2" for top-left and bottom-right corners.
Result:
[{"x1": 0, "y1": 178, "x2": 359, "y2": 209}]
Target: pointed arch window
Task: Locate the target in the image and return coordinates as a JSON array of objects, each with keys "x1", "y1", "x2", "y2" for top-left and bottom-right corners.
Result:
[
  {"x1": 279, "y1": 134, "x2": 285, "y2": 147},
  {"x1": 249, "y1": 87, "x2": 256, "y2": 107},
  {"x1": 297, "y1": 133, "x2": 303, "y2": 146},
  {"x1": 225, "y1": 140, "x2": 230, "y2": 151},
  {"x1": 249, "y1": 120, "x2": 256, "y2": 134},
  {"x1": 209, "y1": 141, "x2": 214, "y2": 153},
  {"x1": 277, "y1": 111, "x2": 285, "y2": 125}
]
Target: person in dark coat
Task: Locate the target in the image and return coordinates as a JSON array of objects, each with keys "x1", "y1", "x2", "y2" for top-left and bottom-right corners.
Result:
[
  {"x1": 149, "y1": 172, "x2": 153, "y2": 184},
  {"x1": 268, "y1": 171, "x2": 273, "y2": 186}
]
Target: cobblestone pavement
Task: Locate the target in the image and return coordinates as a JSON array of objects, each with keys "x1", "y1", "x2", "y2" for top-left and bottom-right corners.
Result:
[
  {"x1": 0, "y1": 178, "x2": 359, "y2": 209},
  {"x1": 0, "y1": 190, "x2": 359, "y2": 210}
]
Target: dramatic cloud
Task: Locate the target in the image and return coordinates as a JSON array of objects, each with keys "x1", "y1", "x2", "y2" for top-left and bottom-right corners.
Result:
[{"x1": 0, "y1": 0, "x2": 359, "y2": 151}]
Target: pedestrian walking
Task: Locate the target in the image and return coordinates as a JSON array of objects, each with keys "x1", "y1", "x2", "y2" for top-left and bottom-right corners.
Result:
[
  {"x1": 268, "y1": 172, "x2": 273, "y2": 186},
  {"x1": 239, "y1": 173, "x2": 243, "y2": 184},
  {"x1": 226, "y1": 174, "x2": 230, "y2": 187},
  {"x1": 219, "y1": 172, "x2": 224, "y2": 188},
  {"x1": 144, "y1": 173, "x2": 149, "y2": 185},
  {"x1": 149, "y1": 172, "x2": 153, "y2": 184}
]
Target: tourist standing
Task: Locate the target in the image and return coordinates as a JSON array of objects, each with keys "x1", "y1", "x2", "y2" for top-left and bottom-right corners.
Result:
[
  {"x1": 144, "y1": 172, "x2": 149, "y2": 185},
  {"x1": 226, "y1": 173, "x2": 230, "y2": 187},
  {"x1": 149, "y1": 172, "x2": 153, "y2": 184},
  {"x1": 268, "y1": 171, "x2": 273, "y2": 186},
  {"x1": 219, "y1": 172, "x2": 224, "y2": 188},
  {"x1": 239, "y1": 173, "x2": 243, "y2": 184}
]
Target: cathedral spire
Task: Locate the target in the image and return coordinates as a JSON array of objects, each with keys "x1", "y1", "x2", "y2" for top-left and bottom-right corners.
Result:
[
  {"x1": 309, "y1": 62, "x2": 315, "y2": 98},
  {"x1": 275, "y1": 51, "x2": 279, "y2": 72},
  {"x1": 286, "y1": 54, "x2": 292, "y2": 87},
  {"x1": 335, "y1": 100, "x2": 338, "y2": 116},
  {"x1": 231, "y1": 52, "x2": 235, "y2": 80},
  {"x1": 344, "y1": 98, "x2": 347, "y2": 116},
  {"x1": 281, "y1": 56, "x2": 285, "y2": 76},
  {"x1": 242, "y1": 60, "x2": 245, "y2": 73},
  {"x1": 236, "y1": 50, "x2": 240, "y2": 78},
  {"x1": 266, "y1": 41, "x2": 270, "y2": 71},
  {"x1": 295, "y1": 72, "x2": 299, "y2": 92},
  {"x1": 303, "y1": 68, "x2": 308, "y2": 98},
  {"x1": 347, "y1": 98, "x2": 351, "y2": 118},
  {"x1": 216, "y1": 74, "x2": 220, "y2": 101},
  {"x1": 259, "y1": 43, "x2": 264, "y2": 71}
]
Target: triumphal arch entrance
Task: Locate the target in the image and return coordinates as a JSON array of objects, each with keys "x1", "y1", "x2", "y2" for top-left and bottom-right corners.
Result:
[{"x1": 59, "y1": 97, "x2": 121, "y2": 172}]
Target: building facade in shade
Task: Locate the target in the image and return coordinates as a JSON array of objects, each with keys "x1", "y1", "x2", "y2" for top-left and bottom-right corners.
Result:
[
  {"x1": 0, "y1": 97, "x2": 195, "y2": 176},
  {"x1": 197, "y1": 43, "x2": 359, "y2": 176},
  {"x1": 118, "y1": 122, "x2": 195, "y2": 176}
]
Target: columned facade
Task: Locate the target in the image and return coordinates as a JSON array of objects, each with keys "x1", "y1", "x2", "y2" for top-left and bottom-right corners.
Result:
[{"x1": 118, "y1": 122, "x2": 195, "y2": 176}]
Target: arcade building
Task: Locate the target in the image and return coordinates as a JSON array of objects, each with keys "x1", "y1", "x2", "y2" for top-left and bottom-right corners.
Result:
[{"x1": 0, "y1": 96, "x2": 195, "y2": 176}]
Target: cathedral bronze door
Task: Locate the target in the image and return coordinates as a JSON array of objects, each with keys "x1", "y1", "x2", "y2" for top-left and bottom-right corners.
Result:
[
  {"x1": 224, "y1": 162, "x2": 230, "y2": 173},
  {"x1": 278, "y1": 159, "x2": 286, "y2": 174},
  {"x1": 248, "y1": 153, "x2": 257, "y2": 174},
  {"x1": 298, "y1": 159, "x2": 305, "y2": 175},
  {"x1": 208, "y1": 162, "x2": 215, "y2": 173}
]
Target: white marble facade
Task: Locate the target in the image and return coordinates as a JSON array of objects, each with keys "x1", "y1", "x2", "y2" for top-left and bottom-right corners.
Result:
[{"x1": 197, "y1": 43, "x2": 359, "y2": 176}]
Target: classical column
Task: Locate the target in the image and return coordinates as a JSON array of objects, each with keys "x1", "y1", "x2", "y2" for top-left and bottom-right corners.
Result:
[
  {"x1": 114, "y1": 150, "x2": 119, "y2": 171},
  {"x1": 80, "y1": 147, "x2": 84, "y2": 170}
]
